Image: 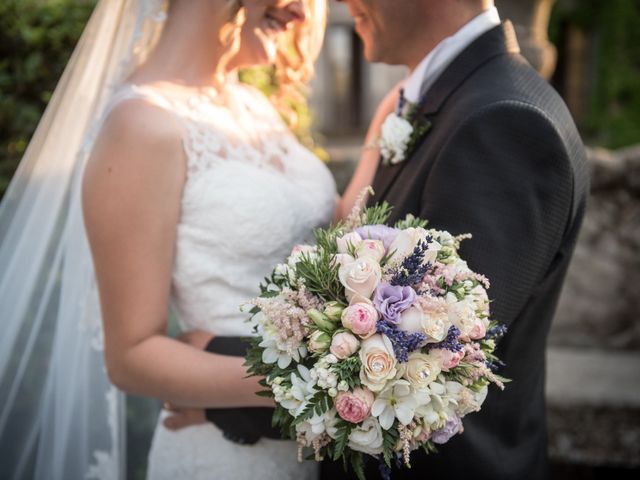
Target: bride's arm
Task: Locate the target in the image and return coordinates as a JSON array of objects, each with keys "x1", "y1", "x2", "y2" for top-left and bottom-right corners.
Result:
[
  {"x1": 334, "y1": 81, "x2": 403, "y2": 220},
  {"x1": 82, "y1": 101, "x2": 270, "y2": 409}
]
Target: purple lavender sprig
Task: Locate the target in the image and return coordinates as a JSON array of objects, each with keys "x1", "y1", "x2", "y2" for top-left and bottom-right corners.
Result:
[
  {"x1": 424, "y1": 326, "x2": 463, "y2": 353},
  {"x1": 376, "y1": 320, "x2": 426, "y2": 362},
  {"x1": 389, "y1": 238, "x2": 433, "y2": 287},
  {"x1": 485, "y1": 323, "x2": 508, "y2": 342},
  {"x1": 485, "y1": 359, "x2": 506, "y2": 372}
]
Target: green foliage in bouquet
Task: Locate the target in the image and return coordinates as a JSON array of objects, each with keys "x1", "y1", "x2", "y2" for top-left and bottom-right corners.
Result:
[{"x1": 243, "y1": 196, "x2": 510, "y2": 479}]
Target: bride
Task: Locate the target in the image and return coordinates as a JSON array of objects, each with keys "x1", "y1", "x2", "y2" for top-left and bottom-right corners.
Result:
[{"x1": 0, "y1": 0, "x2": 395, "y2": 478}]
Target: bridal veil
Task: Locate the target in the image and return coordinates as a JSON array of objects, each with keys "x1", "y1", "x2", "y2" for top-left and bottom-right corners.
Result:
[{"x1": 0, "y1": 1, "x2": 168, "y2": 478}]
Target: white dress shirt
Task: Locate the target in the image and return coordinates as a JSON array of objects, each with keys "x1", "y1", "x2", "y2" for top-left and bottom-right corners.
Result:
[{"x1": 403, "y1": 7, "x2": 501, "y2": 103}]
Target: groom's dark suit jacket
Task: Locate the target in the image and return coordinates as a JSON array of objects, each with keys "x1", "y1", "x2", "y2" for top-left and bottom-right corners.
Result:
[{"x1": 321, "y1": 21, "x2": 589, "y2": 480}]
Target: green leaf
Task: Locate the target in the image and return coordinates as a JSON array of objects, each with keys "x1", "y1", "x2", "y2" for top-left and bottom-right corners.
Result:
[
  {"x1": 294, "y1": 391, "x2": 332, "y2": 425},
  {"x1": 333, "y1": 420, "x2": 355, "y2": 460},
  {"x1": 360, "y1": 202, "x2": 393, "y2": 226},
  {"x1": 351, "y1": 452, "x2": 366, "y2": 480},
  {"x1": 382, "y1": 425, "x2": 399, "y2": 467}
]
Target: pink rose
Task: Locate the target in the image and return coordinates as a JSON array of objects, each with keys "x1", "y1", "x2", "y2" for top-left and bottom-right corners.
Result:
[
  {"x1": 335, "y1": 388, "x2": 374, "y2": 423},
  {"x1": 330, "y1": 332, "x2": 360, "y2": 359},
  {"x1": 436, "y1": 349, "x2": 465, "y2": 371},
  {"x1": 336, "y1": 232, "x2": 363, "y2": 254},
  {"x1": 468, "y1": 319, "x2": 488, "y2": 340},
  {"x1": 341, "y1": 303, "x2": 379, "y2": 339}
]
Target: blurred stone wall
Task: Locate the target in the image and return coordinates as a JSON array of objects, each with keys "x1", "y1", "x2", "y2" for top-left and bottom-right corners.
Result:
[{"x1": 550, "y1": 146, "x2": 640, "y2": 351}]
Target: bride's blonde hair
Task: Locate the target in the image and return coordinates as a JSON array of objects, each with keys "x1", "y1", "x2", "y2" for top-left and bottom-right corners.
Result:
[{"x1": 223, "y1": 0, "x2": 327, "y2": 125}]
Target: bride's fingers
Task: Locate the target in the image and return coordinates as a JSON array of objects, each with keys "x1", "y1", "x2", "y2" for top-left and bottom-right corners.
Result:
[{"x1": 163, "y1": 408, "x2": 207, "y2": 431}]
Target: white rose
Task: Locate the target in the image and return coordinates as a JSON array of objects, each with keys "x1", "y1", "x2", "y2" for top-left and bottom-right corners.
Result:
[
  {"x1": 338, "y1": 256, "x2": 382, "y2": 302},
  {"x1": 388, "y1": 228, "x2": 441, "y2": 265},
  {"x1": 397, "y1": 305, "x2": 451, "y2": 343},
  {"x1": 446, "y1": 292, "x2": 477, "y2": 337},
  {"x1": 348, "y1": 417, "x2": 384, "y2": 455},
  {"x1": 332, "y1": 253, "x2": 355, "y2": 269},
  {"x1": 380, "y1": 114, "x2": 413, "y2": 165},
  {"x1": 470, "y1": 284, "x2": 490, "y2": 315},
  {"x1": 355, "y1": 239, "x2": 385, "y2": 263},
  {"x1": 359, "y1": 334, "x2": 397, "y2": 392},
  {"x1": 336, "y1": 232, "x2": 363, "y2": 254},
  {"x1": 402, "y1": 351, "x2": 442, "y2": 390}
]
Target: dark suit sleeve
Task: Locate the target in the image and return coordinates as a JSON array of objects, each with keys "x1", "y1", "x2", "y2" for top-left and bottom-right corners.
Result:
[{"x1": 419, "y1": 101, "x2": 574, "y2": 328}]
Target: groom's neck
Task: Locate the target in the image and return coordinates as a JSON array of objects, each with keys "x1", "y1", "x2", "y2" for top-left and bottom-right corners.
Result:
[{"x1": 403, "y1": 3, "x2": 492, "y2": 71}]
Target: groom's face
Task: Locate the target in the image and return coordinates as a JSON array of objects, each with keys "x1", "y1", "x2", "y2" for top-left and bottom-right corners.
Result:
[{"x1": 340, "y1": 0, "x2": 418, "y2": 64}]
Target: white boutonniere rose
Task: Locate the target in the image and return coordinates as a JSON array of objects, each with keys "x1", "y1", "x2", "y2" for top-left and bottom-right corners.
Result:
[{"x1": 379, "y1": 113, "x2": 414, "y2": 166}]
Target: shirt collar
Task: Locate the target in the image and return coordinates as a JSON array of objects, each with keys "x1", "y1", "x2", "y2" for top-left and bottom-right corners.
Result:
[{"x1": 403, "y1": 7, "x2": 501, "y2": 103}]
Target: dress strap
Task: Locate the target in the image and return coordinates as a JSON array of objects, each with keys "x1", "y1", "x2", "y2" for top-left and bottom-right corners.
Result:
[{"x1": 102, "y1": 83, "x2": 175, "y2": 118}]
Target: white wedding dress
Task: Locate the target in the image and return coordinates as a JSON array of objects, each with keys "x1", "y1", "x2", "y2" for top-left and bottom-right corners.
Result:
[{"x1": 105, "y1": 81, "x2": 336, "y2": 479}]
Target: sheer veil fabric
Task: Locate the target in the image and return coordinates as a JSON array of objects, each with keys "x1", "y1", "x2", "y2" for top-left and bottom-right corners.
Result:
[{"x1": 0, "y1": 1, "x2": 169, "y2": 478}]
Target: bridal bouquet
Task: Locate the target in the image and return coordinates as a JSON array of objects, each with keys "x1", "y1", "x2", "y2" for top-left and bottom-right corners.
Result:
[{"x1": 244, "y1": 196, "x2": 508, "y2": 478}]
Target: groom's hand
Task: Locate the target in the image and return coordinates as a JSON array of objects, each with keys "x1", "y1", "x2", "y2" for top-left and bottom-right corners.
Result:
[
  {"x1": 162, "y1": 330, "x2": 214, "y2": 430},
  {"x1": 163, "y1": 404, "x2": 207, "y2": 431}
]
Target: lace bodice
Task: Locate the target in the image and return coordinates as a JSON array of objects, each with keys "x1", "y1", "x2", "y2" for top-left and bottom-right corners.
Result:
[{"x1": 108, "y1": 82, "x2": 336, "y2": 336}]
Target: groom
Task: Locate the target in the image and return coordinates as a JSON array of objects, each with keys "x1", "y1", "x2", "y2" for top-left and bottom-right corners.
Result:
[{"x1": 320, "y1": 0, "x2": 589, "y2": 479}]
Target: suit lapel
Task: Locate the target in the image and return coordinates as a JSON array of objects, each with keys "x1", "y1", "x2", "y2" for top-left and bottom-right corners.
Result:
[{"x1": 370, "y1": 21, "x2": 521, "y2": 204}]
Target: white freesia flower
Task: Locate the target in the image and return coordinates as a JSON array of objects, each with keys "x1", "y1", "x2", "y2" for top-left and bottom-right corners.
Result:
[
  {"x1": 371, "y1": 379, "x2": 418, "y2": 430},
  {"x1": 324, "y1": 408, "x2": 340, "y2": 439},
  {"x1": 280, "y1": 365, "x2": 317, "y2": 416},
  {"x1": 379, "y1": 113, "x2": 414, "y2": 165},
  {"x1": 295, "y1": 413, "x2": 327, "y2": 443},
  {"x1": 348, "y1": 417, "x2": 384, "y2": 455}
]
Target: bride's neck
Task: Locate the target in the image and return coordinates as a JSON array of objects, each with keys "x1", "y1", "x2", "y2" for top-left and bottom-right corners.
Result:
[{"x1": 129, "y1": 1, "x2": 231, "y2": 88}]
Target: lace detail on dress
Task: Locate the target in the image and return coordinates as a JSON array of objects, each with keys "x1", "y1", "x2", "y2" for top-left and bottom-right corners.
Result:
[{"x1": 104, "y1": 81, "x2": 335, "y2": 479}]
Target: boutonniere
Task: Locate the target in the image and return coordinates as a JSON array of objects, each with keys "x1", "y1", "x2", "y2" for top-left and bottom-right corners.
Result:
[{"x1": 378, "y1": 102, "x2": 432, "y2": 166}]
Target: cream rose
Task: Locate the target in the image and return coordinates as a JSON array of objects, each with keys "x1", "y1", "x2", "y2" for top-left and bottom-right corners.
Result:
[
  {"x1": 397, "y1": 304, "x2": 451, "y2": 343},
  {"x1": 402, "y1": 351, "x2": 441, "y2": 390},
  {"x1": 338, "y1": 257, "x2": 382, "y2": 302},
  {"x1": 348, "y1": 417, "x2": 384, "y2": 455},
  {"x1": 359, "y1": 334, "x2": 397, "y2": 392}
]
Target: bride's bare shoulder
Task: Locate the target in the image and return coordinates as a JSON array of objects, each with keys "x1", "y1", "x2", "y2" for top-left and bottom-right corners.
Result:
[{"x1": 82, "y1": 97, "x2": 186, "y2": 216}]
